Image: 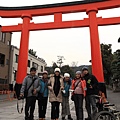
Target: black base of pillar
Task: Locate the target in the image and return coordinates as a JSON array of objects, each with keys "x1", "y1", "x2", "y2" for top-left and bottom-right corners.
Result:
[
  {"x1": 98, "y1": 82, "x2": 107, "y2": 98},
  {"x1": 9, "y1": 84, "x2": 13, "y2": 91},
  {"x1": 14, "y1": 83, "x2": 22, "y2": 99}
]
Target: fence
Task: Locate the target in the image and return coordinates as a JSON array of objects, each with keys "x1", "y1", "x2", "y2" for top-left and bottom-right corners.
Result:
[{"x1": 0, "y1": 84, "x2": 15, "y2": 101}]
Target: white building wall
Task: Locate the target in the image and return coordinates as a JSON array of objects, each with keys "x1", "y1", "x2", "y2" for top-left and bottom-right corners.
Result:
[
  {"x1": 28, "y1": 54, "x2": 46, "y2": 75},
  {"x1": 11, "y1": 47, "x2": 19, "y2": 83},
  {"x1": 10, "y1": 46, "x2": 47, "y2": 84}
]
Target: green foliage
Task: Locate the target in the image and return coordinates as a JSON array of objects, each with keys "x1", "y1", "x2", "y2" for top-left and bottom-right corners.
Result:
[
  {"x1": 101, "y1": 43, "x2": 120, "y2": 84},
  {"x1": 46, "y1": 63, "x2": 75, "y2": 78},
  {"x1": 111, "y1": 49, "x2": 120, "y2": 79},
  {"x1": 52, "y1": 62, "x2": 58, "y2": 70},
  {"x1": 88, "y1": 65, "x2": 92, "y2": 74},
  {"x1": 101, "y1": 43, "x2": 113, "y2": 84},
  {"x1": 29, "y1": 49, "x2": 37, "y2": 57},
  {"x1": 61, "y1": 65, "x2": 75, "y2": 79},
  {"x1": 45, "y1": 62, "x2": 58, "y2": 74}
]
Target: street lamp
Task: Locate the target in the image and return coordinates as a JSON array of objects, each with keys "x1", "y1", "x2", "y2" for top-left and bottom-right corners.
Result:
[{"x1": 118, "y1": 37, "x2": 120, "y2": 43}]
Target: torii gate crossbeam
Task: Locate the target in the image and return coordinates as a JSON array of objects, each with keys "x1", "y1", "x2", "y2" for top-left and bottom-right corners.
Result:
[{"x1": 2, "y1": 17, "x2": 120, "y2": 32}]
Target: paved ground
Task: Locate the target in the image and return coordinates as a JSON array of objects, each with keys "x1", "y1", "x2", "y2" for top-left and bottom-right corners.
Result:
[
  {"x1": 0, "y1": 89, "x2": 120, "y2": 120},
  {"x1": 0, "y1": 96, "x2": 87, "y2": 120},
  {"x1": 107, "y1": 89, "x2": 120, "y2": 111}
]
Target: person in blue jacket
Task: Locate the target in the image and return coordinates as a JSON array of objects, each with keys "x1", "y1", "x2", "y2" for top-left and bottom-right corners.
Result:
[
  {"x1": 62, "y1": 73, "x2": 73, "y2": 120},
  {"x1": 38, "y1": 71, "x2": 49, "y2": 120}
]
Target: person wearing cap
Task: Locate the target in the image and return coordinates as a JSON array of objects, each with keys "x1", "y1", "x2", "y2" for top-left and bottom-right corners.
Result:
[
  {"x1": 61, "y1": 73, "x2": 73, "y2": 120},
  {"x1": 82, "y1": 67, "x2": 99, "y2": 120},
  {"x1": 71, "y1": 71, "x2": 86, "y2": 120},
  {"x1": 48, "y1": 68, "x2": 64, "y2": 120},
  {"x1": 20, "y1": 67, "x2": 40, "y2": 120},
  {"x1": 37, "y1": 71, "x2": 49, "y2": 120}
]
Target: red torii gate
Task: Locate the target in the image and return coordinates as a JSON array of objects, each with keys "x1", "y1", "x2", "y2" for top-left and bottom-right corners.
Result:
[{"x1": 0, "y1": 0, "x2": 120, "y2": 85}]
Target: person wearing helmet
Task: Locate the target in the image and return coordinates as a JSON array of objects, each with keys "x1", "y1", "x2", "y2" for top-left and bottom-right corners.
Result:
[
  {"x1": 48, "y1": 68, "x2": 64, "y2": 120},
  {"x1": 61, "y1": 73, "x2": 73, "y2": 120},
  {"x1": 37, "y1": 71, "x2": 49, "y2": 120},
  {"x1": 82, "y1": 67, "x2": 99, "y2": 120},
  {"x1": 71, "y1": 71, "x2": 86, "y2": 120}
]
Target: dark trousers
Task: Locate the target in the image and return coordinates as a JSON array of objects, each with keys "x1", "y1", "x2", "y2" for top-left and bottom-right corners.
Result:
[
  {"x1": 38, "y1": 97, "x2": 48, "y2": 118},
  {"x1": 51, "y1": 101, "x2": 60, "y2": 119},
  {"x1": 25, "y1": 96, "x2": 36, "y2": 119},
  {"x1": 74, "y1": 94, "x2": 84, "y2": 120},
  {"x1": 85, "y1": 95, "x2": 97, "y2": 119}
]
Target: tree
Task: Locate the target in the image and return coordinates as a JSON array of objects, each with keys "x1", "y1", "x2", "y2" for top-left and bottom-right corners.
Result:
[
  {"x1": 71, "y1": 61, "x2": 78, "y2": 67},
  {"x1": 61, "y1": 65, "x2": 75, "y2": 79},
  {"x1": 29, "y1": 49, "x2": 37, "y2": 57},
  {"x1": 111, "y1": 49, "x2": 120, "y2": 79},
  {"x1": 45, "y1": 62, "x2": 58, "y2": 74},
  {"x1": 88, "y1": 65, "x2": 92, "y2": 74},
  {"x1": 52, "y1": 62, "x2": 58, "y2": 70},
  {"x1": 45, "y1": 63, "x2": 75, "y2": 78},
  {"x1": 101, "y1": 43, "x2": 114, "y2": 84},
  {"x1": 57, "y1": 56, "x2": 65, "y2": 67}
]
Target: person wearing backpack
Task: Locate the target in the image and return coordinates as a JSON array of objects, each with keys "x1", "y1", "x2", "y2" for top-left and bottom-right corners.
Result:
[
  {"x1": 61, "y1": 73, "x2": 73, "y2": 120},
  {"x1": 20, "y1": 67, "x2": 40, "y2": 120},
  {"x1": 71, "y1": 71, "x2": 86, "y2": 120},
  {"x1": 38, "y1": 71, "x2": 49, "y2": 120},
  {"x1": 82, "y1": 67, "x2": 99, "y2": 120}
]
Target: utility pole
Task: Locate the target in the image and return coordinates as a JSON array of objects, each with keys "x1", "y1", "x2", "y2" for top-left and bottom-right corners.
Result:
[{"x1": 57, "y1": 56, "x2": 65, "y2": 67}]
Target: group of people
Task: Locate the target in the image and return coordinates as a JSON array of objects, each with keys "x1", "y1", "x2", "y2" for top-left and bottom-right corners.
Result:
[{"x1": 20, "y1": 66, "x2": 101, "y2": 120}]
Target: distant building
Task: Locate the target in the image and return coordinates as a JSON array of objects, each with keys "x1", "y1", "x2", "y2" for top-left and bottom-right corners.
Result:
[
  {"x1": 0, "y1": 27, "x2": 12, "y2": 84},
  {"x1": 9, "y1": 46, "x2": 47, "y2": 85}
]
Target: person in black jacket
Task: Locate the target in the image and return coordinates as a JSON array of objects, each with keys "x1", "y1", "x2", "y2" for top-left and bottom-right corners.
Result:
[{"x1": 82, "y1": 67, "x2": 99, "y2": 120}]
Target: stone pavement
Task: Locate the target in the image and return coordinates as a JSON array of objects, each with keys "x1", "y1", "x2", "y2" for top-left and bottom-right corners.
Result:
[
  {"x1": 107, "y1": 89, "x2": 120, "y2": 111},
  {"x1": 0, "y1": 97, "x2": 87, "y2": 120},
  {"x1": 1, "y1": 89, "x2": 119, "y2": 120}
]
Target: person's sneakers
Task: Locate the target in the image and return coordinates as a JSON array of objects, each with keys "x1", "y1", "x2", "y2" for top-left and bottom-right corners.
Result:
[
  {"x1": 29, "y1": 117, "x2": 34, "y2": 120},
  {"x1": 85, "y1": 117, "x2": 91, "y2": 120},
  {"x1": 25, "y1": 116, "x2": 29, "y2": 120},
  {"x1": 68, "y1": 115, "x2": 73, "y2": 120},
  {"x1": 62, "y1": 117, "x2": 66, "y2": 120}
]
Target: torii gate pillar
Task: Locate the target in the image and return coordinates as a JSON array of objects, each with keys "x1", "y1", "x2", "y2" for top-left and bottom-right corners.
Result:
[
  {"x1": 15, "y1": 15, "x2": 32, "y2": 97},
  {"x1": 87, "y1": 8, "x2": 104, "y2": 83},
  {"x1": 16, "y1": 15, "x2": 32, "y2": 84}
]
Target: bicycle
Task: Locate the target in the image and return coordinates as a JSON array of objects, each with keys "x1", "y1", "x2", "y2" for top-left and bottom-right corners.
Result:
[{"x1": 93, "y1": 95, "x2": 120, "y2": 120}]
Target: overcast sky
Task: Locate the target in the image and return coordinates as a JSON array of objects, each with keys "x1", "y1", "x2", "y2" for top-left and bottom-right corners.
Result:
[{"x1": 0, "y1": 0, "x2": 120, "y2": 66}]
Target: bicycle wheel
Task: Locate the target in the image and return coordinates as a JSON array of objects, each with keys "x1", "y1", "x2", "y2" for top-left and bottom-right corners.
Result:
[
  {"x1": 114, "y1": 111, "x2": 120, "y2": 120},
  {"x1": 95, "y1": 111, "x2": 116, "y2": 120}
]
